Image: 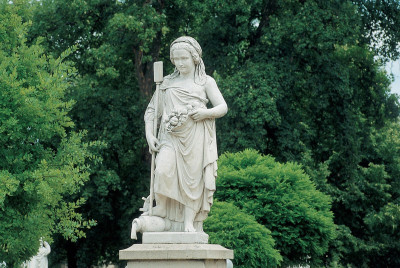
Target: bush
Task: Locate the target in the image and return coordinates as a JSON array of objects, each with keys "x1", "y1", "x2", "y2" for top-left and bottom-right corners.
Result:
[
  {"x1": 216, "y1": 149, "x2": 337, "y2": 266},
  {"x1": 204, "y1": 201, "x2": 282, "y2": 267}
]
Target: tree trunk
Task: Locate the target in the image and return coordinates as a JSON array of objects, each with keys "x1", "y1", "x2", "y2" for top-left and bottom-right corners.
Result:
[
  {"x1": 66, "y1": 240, "x2": 78, "y2": 268},
  {"x1": 133, "y1": 32, "x2": 162, "y2": 98}
]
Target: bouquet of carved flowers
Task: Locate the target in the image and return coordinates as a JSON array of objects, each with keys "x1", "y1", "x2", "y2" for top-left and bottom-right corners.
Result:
[{"x1": 165, "y1": 104, "x2": 195, "y2": 132}]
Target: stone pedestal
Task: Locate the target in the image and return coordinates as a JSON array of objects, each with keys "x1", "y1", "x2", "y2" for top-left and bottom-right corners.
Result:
[
  {"x1": 119, "y1": 243, "x2": 234, "y2": 268},
  {"x1": 142, "y1": 231, "x2": 209, "y2": 244}
]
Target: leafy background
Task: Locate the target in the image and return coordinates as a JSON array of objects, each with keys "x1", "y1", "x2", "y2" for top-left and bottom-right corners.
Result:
[{"x1": 1, "y1": 0, "x2": 400, "y2": 267}]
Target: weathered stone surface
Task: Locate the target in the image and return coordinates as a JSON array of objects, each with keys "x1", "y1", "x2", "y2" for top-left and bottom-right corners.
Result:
[
  {"x1": 125, "y1": 259, "x2": 227, "y2": 268},
  {"x1": 119, "y1": 244, "x2": 233, "y2": 260},
  {"x1": 142, "y1": 232, "x2": 209, "y2": 244}
]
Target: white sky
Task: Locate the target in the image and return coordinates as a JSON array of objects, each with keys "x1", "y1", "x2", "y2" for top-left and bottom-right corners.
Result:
[{"x1": 386, "y1": 59, "x2": 400, "y2": 95}]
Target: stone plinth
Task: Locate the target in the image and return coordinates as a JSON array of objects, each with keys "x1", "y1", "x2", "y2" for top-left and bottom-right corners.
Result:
[
  {"x1": 119, "y1": 244, "x2": 234, "y2": 268},
  {"x1": 142, "y1": 231, "x2": 209, "y2": 244}
]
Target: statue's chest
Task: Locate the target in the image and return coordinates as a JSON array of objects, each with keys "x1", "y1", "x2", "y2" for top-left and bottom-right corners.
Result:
[
  {"x1": 169, "y1": 81, "x2": 206, "y2": 99},
  {"x1": 188, "y1": 84, "x2": 206, "y2": 98}
]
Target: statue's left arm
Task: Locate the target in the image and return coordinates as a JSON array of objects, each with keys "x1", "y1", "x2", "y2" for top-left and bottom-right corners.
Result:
[{"x1": 189, "y1": 76, "x2": 228, "y2": 121}]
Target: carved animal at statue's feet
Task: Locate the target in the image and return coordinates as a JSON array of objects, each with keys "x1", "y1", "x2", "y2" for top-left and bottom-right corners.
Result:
[{"x1": 131, "y1": 216, "x2": 171, "y2": 239}]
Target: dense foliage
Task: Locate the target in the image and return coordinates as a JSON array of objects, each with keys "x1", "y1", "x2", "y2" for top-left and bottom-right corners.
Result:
[
  {"x1": 29, "y1": 1, "x2": 151, "y2": 266},
  {"x1": 0, "y1": 1, "x2": 96, "y2": 266},
  {"x1": 215, "y1": 149, "x2": 336, "y2": 266},
  {"x1": 0, "y1": 0, "x2": 399, "y2": 266},
  {"x1": 210, "y1": 1, "x2": 400, "y2": 266},
  {"x1": 204, "y1": 201, "x2": 282, "y2": 268}
]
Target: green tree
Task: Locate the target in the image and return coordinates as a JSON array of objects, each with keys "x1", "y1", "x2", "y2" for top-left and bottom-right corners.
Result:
[
  {"x1": 0, "y1": 1, "x2": 95, "y2": 265},
  {"x1": 204, "y1": 201, "x2": 282, "y2": 268},
  {"x1": 215, "y1": 149, "x2": 336, "y2": 266},
  {"x1": 357, "y1": 0, "x2": 400, "y2": 60}
]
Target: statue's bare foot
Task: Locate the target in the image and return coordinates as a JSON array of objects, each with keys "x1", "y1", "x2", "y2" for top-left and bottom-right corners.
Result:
[
  {"x1": 184, "y1": 221, "x2": 196, "y2": 232},
  {"x1": 151, "y1": 206, "x2": 167, "y2": 218}
]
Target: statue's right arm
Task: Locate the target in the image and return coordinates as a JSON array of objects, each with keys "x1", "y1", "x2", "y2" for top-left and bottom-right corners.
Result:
[
  {"x1": 144, "y1": 95, "x2": 160, "y2": 153},
  {"x1": 145, "y1": 121, "x2": 159, "y2": 153}
]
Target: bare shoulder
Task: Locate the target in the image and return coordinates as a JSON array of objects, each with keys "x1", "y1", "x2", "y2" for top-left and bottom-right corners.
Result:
[{"x1": 161, "y1": 74, "x2": 176, "y2": 87}]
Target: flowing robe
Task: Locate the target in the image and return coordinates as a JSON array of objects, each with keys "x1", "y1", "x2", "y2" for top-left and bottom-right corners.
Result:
[{"x1": 144, "y1": 80, "x2": 218, "y2": 225}]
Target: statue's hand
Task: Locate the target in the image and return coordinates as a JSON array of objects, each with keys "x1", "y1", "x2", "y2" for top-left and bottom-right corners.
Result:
[
  {"x1": 189, "y1": 108, "x2": 210, "y2": 122},
  {"x1": 146, "y1": 134, "x2": 159, "y2": 153}
]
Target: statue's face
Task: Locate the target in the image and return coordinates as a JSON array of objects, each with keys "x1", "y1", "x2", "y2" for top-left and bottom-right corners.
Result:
[{"x1": 171, "y1": 49, "x2": 195, "y2": 75}]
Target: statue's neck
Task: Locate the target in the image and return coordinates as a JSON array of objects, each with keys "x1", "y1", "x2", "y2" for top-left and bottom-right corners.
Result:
[{"x1": 178, "y1": 70, "x2": 195, "y2": 80}]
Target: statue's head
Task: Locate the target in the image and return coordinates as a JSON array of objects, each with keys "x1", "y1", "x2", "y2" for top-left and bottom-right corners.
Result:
[
  {"x1": 170, "y1": 36, "x2": 202, "y2": 66},
  {"x1": 169, "y1": 36, "x2": 206, "y2": 85}
]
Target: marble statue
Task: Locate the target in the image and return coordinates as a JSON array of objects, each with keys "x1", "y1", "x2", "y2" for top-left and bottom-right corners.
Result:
[
  {"x1": 131, "y1": 36, "x2": 227, "y2": 239},
  {"x1": 24, "y1": 239, "x2": 51, "y2": 268}
]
